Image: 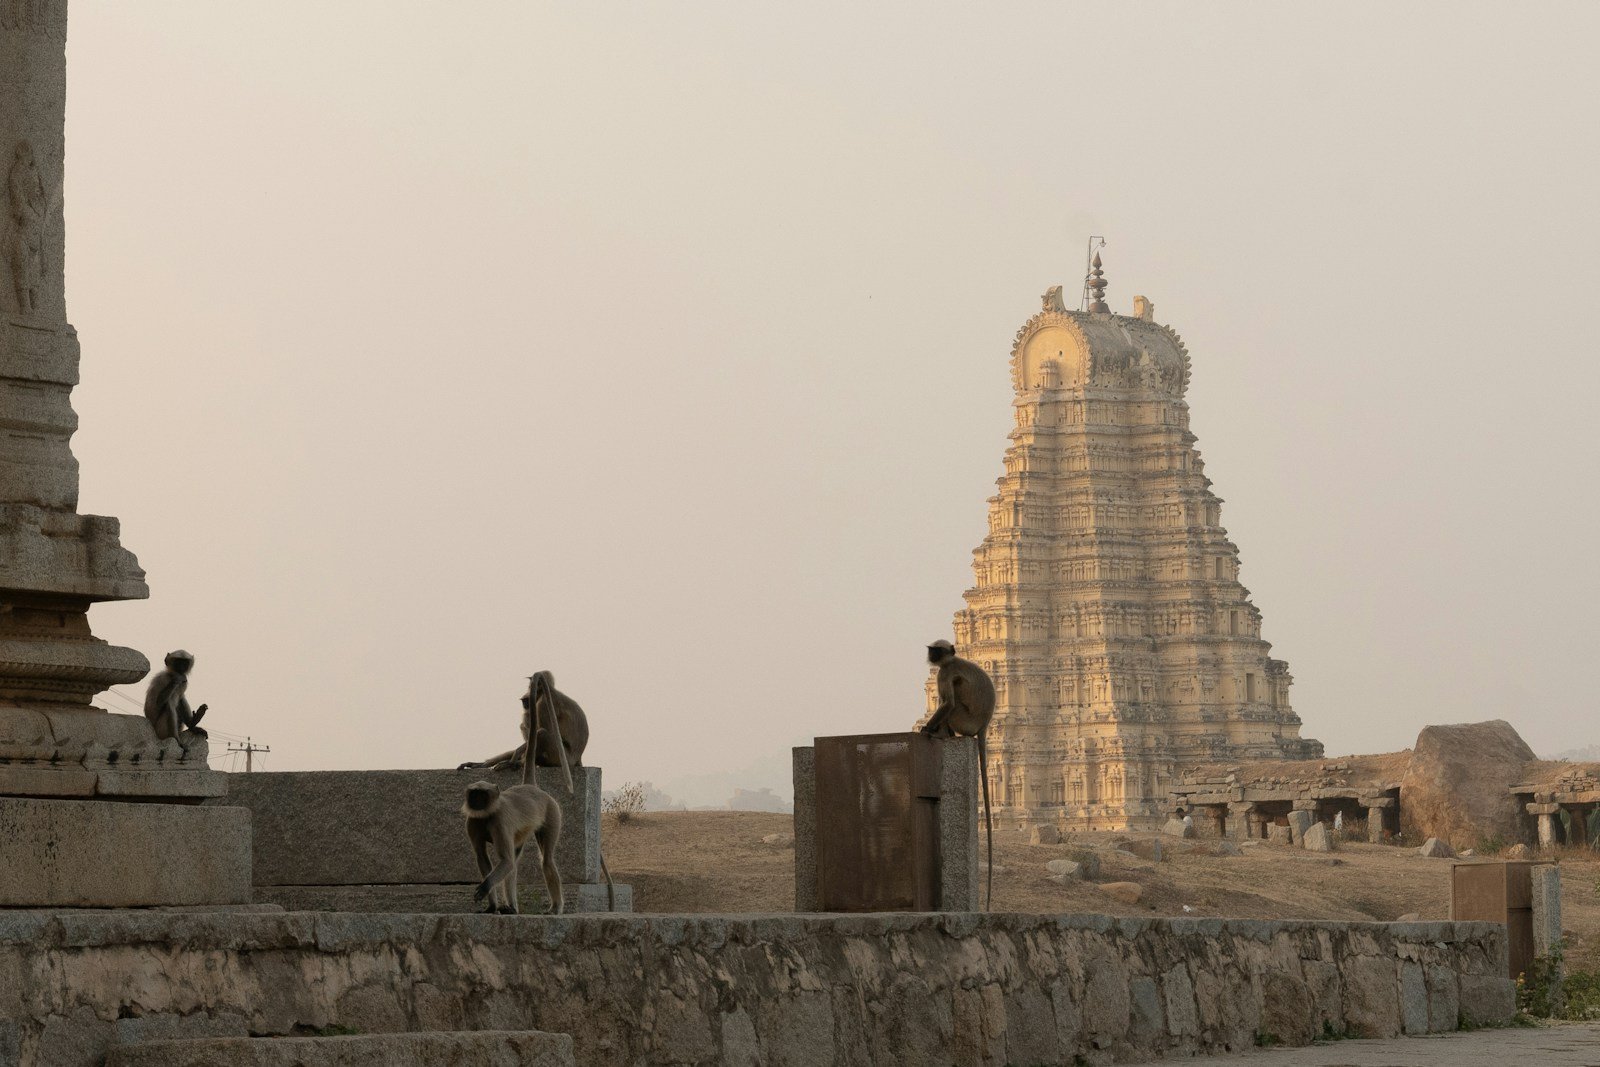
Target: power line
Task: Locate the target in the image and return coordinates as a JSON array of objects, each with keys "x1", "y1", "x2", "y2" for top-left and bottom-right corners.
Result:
[{"x1": 225, "y1": 737, "x2": 271, "y2": 773}]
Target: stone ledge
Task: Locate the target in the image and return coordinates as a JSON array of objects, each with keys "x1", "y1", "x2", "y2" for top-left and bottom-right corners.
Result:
[
  {"x1": 253, "y1": 881, "x2": 631, "y2": 914},
  {"x1": 105, "y1": 1031, "x2": 575, "y2": 1067}
]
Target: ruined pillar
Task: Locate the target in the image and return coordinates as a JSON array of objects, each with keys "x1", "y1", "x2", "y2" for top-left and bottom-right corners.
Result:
[{"x1": 1228, "y1": 801, "x2": 1254, "y2": 840}]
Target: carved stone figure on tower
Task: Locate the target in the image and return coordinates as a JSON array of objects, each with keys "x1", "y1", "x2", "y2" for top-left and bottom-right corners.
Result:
[{"x1": 7, "y1": 140, "x2": 45, "y2": 314}]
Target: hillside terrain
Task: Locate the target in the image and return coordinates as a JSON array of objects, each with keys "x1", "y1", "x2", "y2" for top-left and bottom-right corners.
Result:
[{"x1": 603, "y1": 811, "x2": 1600, "y2": 970}]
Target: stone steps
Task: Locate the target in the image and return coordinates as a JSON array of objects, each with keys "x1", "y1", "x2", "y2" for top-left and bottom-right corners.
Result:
[{"x1": 105, "y1": 1031, "x2": 574, "y2": 1067}]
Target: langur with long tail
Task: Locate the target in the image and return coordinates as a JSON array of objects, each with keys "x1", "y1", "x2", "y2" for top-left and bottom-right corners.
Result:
[
  {"x1": 920, "y1": 639, "x2": 997, "y2": 911},
  {"x1": 462, "y1": 675, "x2": 565, "y2": 915}
]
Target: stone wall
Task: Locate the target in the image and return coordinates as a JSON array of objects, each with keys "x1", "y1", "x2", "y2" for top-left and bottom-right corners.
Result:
[{"x1": 0, "y1": 911, "x2": 1512, "y2": 1066}]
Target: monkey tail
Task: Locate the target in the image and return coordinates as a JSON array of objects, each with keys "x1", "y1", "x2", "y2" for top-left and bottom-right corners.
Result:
[
  {"x1": 533, "y1": 671, "x2": 574, "y2": 793},
  {"x1": 977, "y1": 731, "x2": 994, "y2": 912}
]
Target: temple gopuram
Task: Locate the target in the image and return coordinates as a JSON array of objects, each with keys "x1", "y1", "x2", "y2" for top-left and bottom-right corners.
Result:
[{"x1": 931, "y1": 255, "x2": 1321, "y2": 830}]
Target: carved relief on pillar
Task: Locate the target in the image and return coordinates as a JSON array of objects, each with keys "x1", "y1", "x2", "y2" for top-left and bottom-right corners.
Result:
[
  {"x1": 5, "y1": 140, "x2": 47, "y2": 317},
  {"x1": 0, "y1": 1, "x2": 65, "y2": 36}
]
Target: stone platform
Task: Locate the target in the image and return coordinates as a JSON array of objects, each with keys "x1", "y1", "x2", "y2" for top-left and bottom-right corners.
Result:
[
  {"x1": 0, "y1": 797, "x2": 251, "y2": 907},
  {"x1": 0, "y1": 910, "x2": 1513, "y2": 1067},
  {"x1": 105, "y1": 1031, "x2": 574, "y2": 1067},
  {"x1": 221, "y1": 768, "x2": 627, "y2": 912}
]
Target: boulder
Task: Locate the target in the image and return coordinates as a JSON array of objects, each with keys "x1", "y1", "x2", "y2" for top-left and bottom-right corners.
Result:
[
  {"x1": 1301, "y1": 823, "x2": 1336, "y2": 852},
  {"x1": 1267, "y1": 824, "x2": 1292, "y2": 846},
  {"x1": 1397, "y1": 912, "x2": 1422, "y2": 922},
  {"x1": 1066, "y1": 850, "x2": 1102, "y2": 879},
  {"x1": 1162, "y1": 818, "x2": 1195, "y2": 839},
  {"x1": 1029, "y1": 824, "x2": 1061, "y2": 845},
  {"x1": 1211, "y1": 841, "x2": 1242, "y2": 857},
  {"x1": 761, "y1": 833, "x2": 794, "y2": 847},
  {"x1": 1287, "y1": 810, "x2": 1315, "y2": 842},
  {"x1": 1400, "y1": 720, "x2": 1536, "y2": 850},
  {"x1": 1097, "y1": 881, "x2": 1143, "y2": 904},
  {"x1": 1505, "y1": 843, "x2": 1533, "y2": 860},
  {"x1": 1417, "y1": 837, "x2": 1455, "y2": 859},
  {"x1": 1045, "y1": 859, "x2": 1083, "y2": 880}
]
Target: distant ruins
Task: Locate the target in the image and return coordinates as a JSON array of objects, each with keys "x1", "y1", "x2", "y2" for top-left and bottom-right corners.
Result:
[{"x1": 936, "y1": 257, "x2": 1320, "y2": 830}]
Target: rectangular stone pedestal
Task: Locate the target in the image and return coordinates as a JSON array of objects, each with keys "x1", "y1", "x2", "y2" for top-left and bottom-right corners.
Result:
[
  {"x1": 793, "y1": 734, "x2": 978, "y2": 911},
  {"x1": 0, "y1": 797, "x2": 251, "y2": 907},
  {"x1": 222, "y1": 768, "x2": 627, "y2": 913}
]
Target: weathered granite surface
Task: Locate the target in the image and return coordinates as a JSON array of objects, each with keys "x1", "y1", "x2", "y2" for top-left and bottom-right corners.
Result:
[
  {"x1": 224, "y1": 768, "x2": 602, "y2": 885},
  {"x1": 253, "y1": 882, "x2": 629, "y2": 916},
  {"x1": 0, "y1": 911, "x2": 1513, "y2": 1067},
  {"x1": 0, "y1": 797, "x2": 251, "y2": 906},
  {"x1": 105, "y1": 1031, "x2": 574, "y2": 1067}
]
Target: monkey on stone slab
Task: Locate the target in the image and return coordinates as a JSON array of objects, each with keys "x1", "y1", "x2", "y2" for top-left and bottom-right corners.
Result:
[
  {"x1": 462, "y1": 674, "x2": 566, "y2": 915},
  {"x1": 920, "y1": 639, "x2": 997, "y2": 911},
  {"x1": 143, "y1": 649, "x2": 209, "y2": 750},
  {"x1": 458, "y1": 669, "x2": 589, "y2": 787}
]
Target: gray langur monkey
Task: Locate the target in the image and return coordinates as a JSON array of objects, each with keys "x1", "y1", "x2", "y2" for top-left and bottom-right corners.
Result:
[
  {"x1": 462, "y1": 679, "x2": 565, "y2": 915},
  {"x1": 142, "y1": 649, "x2": 208, "y2": 749},
  {"x1": 920, "y1": 639, "x2": 997, "y2": 911},
  {"x1": 458, "y1": 670, "x2": 590, "y2": 782}
]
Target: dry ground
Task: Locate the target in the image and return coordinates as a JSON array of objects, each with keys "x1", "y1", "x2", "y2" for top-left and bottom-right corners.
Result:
[{"x1": 604, "y1": 812, "x2": 1600, "y2": 971}]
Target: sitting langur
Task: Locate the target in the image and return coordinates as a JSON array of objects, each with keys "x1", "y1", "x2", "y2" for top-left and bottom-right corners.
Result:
[
  {"x1": 920, "y1": 639, "x2": 997, "y2": 911},
  {"x1": 458, "y1": 669, "x2": 590, "y2": 783},
  {"x1": 143, "y1": 649, "x2": 209, "y2": 750},
  {"x1": 462, "y1": 677, "x2": 565, "y2": 915}
]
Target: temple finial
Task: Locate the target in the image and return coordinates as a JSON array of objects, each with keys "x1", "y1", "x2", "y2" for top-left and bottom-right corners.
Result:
[{"x1": 1086, "y1": 251, "x2": 1110, "y2": 314}]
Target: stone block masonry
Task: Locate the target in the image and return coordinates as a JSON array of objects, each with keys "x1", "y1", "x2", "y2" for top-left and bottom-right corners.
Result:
[
  {"x1": 0, "y1": 911, "x2": 1512, "y2": 1067},
  {"x1": 0, "y1": 797, "x2": 251, "y2": 907},
  {"x1": 219, "y1": 767, "x2": 626, "y2": 912}
]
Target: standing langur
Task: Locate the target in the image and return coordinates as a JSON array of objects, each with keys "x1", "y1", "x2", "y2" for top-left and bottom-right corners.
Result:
[
  {"x1": 143, "y1": 650, "x2": 208, "y2": 750},
  {"x1": 920, "y1": 639, "x2": 997, "y2": 910},
  {"x1": 462, "y1": 677, "x2": 564, "y2": 915}
]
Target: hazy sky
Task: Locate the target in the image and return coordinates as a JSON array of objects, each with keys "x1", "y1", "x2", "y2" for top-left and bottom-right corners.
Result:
[{"x1": 59, "y1": 3, "x2": 1600, "y2": 803}]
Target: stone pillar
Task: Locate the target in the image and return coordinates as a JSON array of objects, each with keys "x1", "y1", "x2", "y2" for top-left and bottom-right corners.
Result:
[
  {"x1": 1228, "y1": 802, "x2": 1254, "y2": 840},
  {"x1": 1367, "y1": 807, "x2": 1386, "y2": 842},
  {"x1": 0, "y1": 7, "x2": 246, "y2": 906},
  {"x1": 792, "y1": 746, "x2": 816, "y2": 912},
  {"x1": 1, "y1": 2, "x2": 150, "y2": 708},
  {"x1": 1532, "y1": 864, "x2": 1562, "y2": 959},
  {"x1": 1204, "y1": 804, "x2": 1227, "y2": 839},
  {"x1": 1530, "y1": 804, "x2": 1560, "y2": 848}
]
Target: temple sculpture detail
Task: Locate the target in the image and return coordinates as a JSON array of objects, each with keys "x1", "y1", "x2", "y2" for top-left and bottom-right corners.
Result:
[{"x1": 932, "y1": 259, "x2": 1321, "y2": 830}]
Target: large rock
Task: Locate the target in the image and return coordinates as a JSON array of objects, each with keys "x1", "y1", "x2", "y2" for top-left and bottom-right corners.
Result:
[
  {"x1": 1301, "y1": 823, "x2": 1336, "y2": 852},
  {"x1": 1162, "y1": 818, "x2": 1194, "y2": 839},
  {"x1": 1417, "y1": 837, "x2": 1455, "y2": 859},
  {"x1": 1029, "y1": 824, "x2": 1061, "y2": 845},
  {"x1": 1400, "y1": 721, "x2": 1536, "y2": 849},
  {"x1": 1287, "y1": 810, "x2": 1315, "y2": 842}
]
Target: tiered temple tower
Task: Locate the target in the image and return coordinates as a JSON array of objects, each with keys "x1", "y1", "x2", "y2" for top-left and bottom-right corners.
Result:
[{"x1": 933, "y1": 260, "x2": 1320, "y2": 831}]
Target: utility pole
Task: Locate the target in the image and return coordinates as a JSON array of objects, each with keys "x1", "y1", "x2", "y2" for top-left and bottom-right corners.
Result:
[{"x1": 226, "y1": 738, "x2": 270, "y2": 772}]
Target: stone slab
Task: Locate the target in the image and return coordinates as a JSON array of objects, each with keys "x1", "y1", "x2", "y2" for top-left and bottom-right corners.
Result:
[
  {"x1": 1532, "y1": 863, "x2": 1562, "y2": 959},
  {"x1": 1118, "y1": 1022, "x2": 1600, "y2": 1066},
  {"x1": 0, "y1": 911, "x2": 1513, "y2": 1067},
  {"x1": 0, "y1": 797, "x2": 251, "y2": 906},
  {"x1": 224, "y1": 768, "x2": 601, "y2": 886},
  {"x1": 105, "y1": 1031, "x2": 574, "y2": 1067},
  {"x1": 254, "y1": 881, "x2": 631, "y2": 914}
]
